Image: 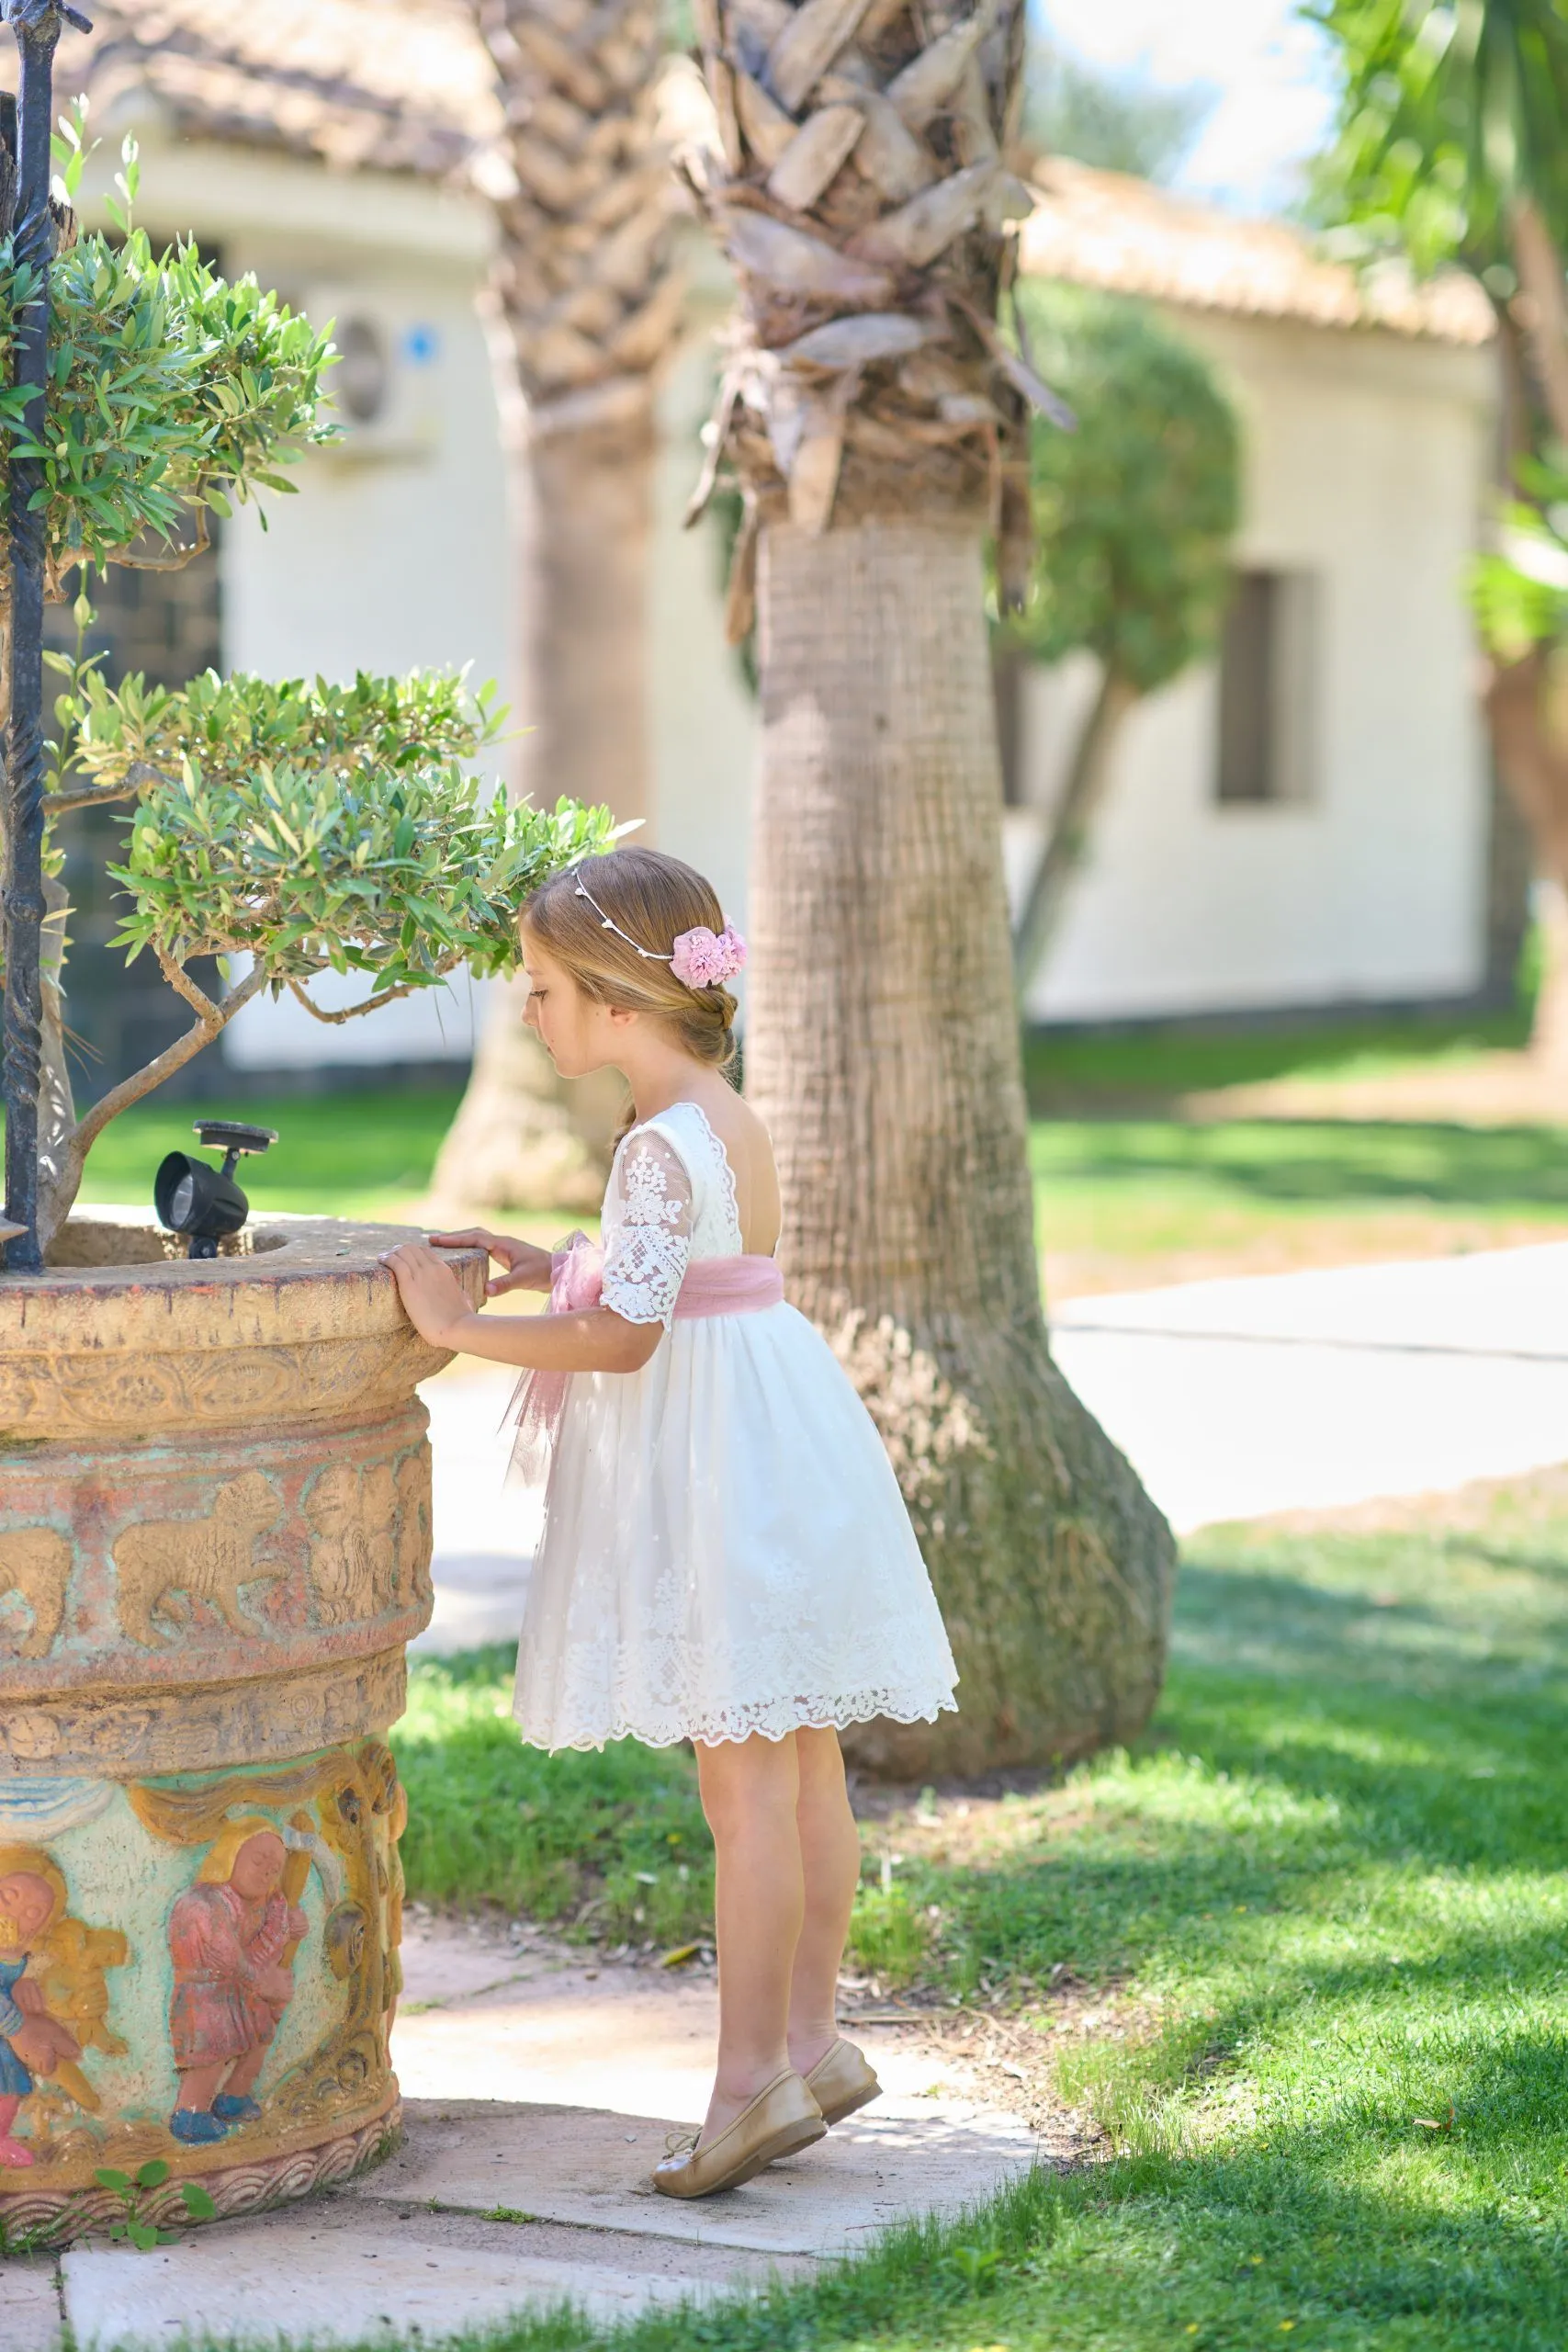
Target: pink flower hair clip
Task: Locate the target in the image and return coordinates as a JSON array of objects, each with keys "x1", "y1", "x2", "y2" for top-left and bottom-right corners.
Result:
[
  {"x1": 571, "y1": 873, "x2": 747, "y2": 989},
  {"x1": 671, "y1": 924, "x2": 748, "y2": 989}
]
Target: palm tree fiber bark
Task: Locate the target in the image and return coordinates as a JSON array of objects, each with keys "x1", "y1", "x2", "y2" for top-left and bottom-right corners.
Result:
[
  {"x1": 751, "y1": 514, "x2": 1175, "y2": 1775},
  {"x1": 432, "y1": 414, "x2": 647, "y2": 1210}
]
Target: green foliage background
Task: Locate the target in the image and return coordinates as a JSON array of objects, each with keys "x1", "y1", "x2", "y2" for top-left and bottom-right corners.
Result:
[{"x1": 1001, "y1": 285, "x2": 1241, "y2": 695}]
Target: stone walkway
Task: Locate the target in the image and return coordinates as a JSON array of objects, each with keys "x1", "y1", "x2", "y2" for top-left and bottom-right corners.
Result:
[
  {"x1": 4, "y1": 1919, "x2": 1046, "y2": 2349},
  {"x1": 1053, "y1": 1238, "x2": 1568, "y2": 1530}
]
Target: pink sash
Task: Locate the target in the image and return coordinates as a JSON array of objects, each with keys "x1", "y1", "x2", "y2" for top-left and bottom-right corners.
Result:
[{"x1": 504, "y1": 1233, "x2": 784, "y2": 1490}]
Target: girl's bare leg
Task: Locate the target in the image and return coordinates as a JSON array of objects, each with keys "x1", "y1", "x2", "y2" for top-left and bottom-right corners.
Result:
[
  {"x1": 694, "y1": 1731, "x2": 804, "y2": 2143},
  {"x1": 786, "y1": 1725, "x2": 863, "y2": 2076}
]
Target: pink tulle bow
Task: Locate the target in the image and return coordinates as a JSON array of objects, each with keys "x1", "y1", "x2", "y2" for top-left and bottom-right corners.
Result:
[
  {"x1": 502, "y1": 1232, "x2": 603, "y2": 1490},
  {"x1": 670, "y1": 923, "x2": 747, "y2": 989}
]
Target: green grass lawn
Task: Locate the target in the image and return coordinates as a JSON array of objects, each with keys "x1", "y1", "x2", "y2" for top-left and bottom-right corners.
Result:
[
  {"x1": 72, "y1": 1086, "x2": 466, "y2": 1225},
  {"x1": 389, "y1": 1465, "x2": 1568, "y2": 2351},
  {"x1": 1030, "y1": 1114, "x2": 1568, "y2": 1294},
  {"x1": 1021, "y1": 1001, "x2": 1533, "y2": 1110}
]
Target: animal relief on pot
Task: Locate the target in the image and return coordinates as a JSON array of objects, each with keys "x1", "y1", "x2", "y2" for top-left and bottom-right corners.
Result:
[
  {"x1": 0, "y1": 1525, "x2": 73, "y2": 1660},
  {"x1": 113, "y1": 1473, "x2": 283, "y2": 1648}
]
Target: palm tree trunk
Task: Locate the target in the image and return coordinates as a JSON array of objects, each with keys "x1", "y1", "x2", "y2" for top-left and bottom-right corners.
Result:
[
  {"x1": 1483, "y1": 640, "x2": 1568, "y2": 1069},
  {"x1": 1509, "y1": 197, "x2": 1568, "y2": 448},
  {"x1": 431, "y1": 401, "x2": 649, "y2": 1211},
  {"x1": 434, "y1": 0, "x2": 682, "y2": 1213},
  {"x1": 752, "y1": 515, "x2": 1173, "y2": 1774},
  {"x1": 1011, "y1": 663, "x2": 1138, "y2": 991}
]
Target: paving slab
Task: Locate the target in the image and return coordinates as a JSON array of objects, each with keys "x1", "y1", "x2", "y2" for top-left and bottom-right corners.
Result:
[
  {"x1": 54, "y1": 1919, "x2": 1041, "y2": 2348},
  {"x1": 1053, "y1": 1242, "x2": 1568, "y2": 1531},
  {"x1": 62, "y1": 2202, "x2": 764, "y2": 2347},
  {"x1": 356, "y1": 2095, "x2": 1037, "y2": 2259},
  {"x1": 393, "y1": 1922, "x2": 966, "y2": 2122},
  {"x1": 0, "y1": 2256, "x2": 61, "y2": 2352}
]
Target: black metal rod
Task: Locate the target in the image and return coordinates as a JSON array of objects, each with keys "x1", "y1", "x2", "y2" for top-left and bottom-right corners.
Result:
[{"x1": 0, "y1": 2, "x2": 69, "y2": 1272}]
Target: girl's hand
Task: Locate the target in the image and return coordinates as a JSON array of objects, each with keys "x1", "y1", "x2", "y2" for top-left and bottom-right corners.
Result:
[
  {"x1": 378, "y1": 1239, "x2": 474, "y2": 1348},
  {"x1": 428, "y1": 1226, "x2": 553, "y2": 1298}
]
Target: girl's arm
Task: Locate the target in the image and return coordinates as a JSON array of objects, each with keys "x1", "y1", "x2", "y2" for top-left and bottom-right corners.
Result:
[{"x1": 379, "y1": 1239, "x2": 663, "y2": 1374}]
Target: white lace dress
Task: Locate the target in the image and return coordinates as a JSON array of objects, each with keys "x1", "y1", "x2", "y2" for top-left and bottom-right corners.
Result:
[{"x1": 513, "y1": 1101, "x2": 959, "y2": 1750}]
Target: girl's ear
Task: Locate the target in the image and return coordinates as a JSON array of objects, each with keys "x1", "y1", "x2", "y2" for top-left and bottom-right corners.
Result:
[{"x1": 605, "y1": 1002, "x2": 639, "y2": 1030}]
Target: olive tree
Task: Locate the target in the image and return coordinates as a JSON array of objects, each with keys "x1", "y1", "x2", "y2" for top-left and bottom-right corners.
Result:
[{"x1": 0, "y1": 114, "x2": 610, "y2": 1260}]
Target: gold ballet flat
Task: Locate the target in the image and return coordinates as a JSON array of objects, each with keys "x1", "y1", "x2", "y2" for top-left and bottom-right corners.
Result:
[
  {"x1": 804, "y1": 2037, "x2": 882, "y2": 2126},
  {"x1": 650, "y1": 2069, "x2": 825, "y2": 2199}
]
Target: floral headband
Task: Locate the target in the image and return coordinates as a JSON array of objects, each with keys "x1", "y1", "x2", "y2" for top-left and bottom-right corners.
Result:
[{"x1": 573, "y1": 876, "x2": 747, "y2": 990}]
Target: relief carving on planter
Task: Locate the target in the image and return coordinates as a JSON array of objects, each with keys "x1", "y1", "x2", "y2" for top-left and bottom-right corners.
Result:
[
  {"x1": 307, "y1": 1447, "x2": 432, "y2": 1627},
  {"x1": 0, "y1": 1739, "x2": 408, "y2": 2212},
  {"x1": 0, "y1": 1845, "x2": 130, "y2": 2166},
  {"x1": 113, "y1": 1473, "x2": 284, "y2": 1649},
  {"x1": 0, "y1": 1529, "x2": 73, "y2": 1660},
  {"x1": 0, "y1": 1334, "x2": 446, "y2": 1440},
  {"x1": 0, "y1": 1652, "x2": 408, "y2": 1779},
  {"x1": 393, "y1": 1451, "x2": 433, "y2": 1610}
]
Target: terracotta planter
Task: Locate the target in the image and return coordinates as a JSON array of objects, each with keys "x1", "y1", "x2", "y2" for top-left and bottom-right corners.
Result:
[{"x1": 0, "y1": 1209, "x2": 480, "y2": 2241}]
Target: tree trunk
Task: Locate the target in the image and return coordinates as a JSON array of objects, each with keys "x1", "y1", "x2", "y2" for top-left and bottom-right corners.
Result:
[
  {"x1": 751, "y1": 515, "x2": 1174, "y2": 1775},
  {"x1": 430, "y1": 405, "x2": 649, "y2": 1212},
  {"x1": 1011, "y1": 663, "x2": 1139, "y2": 992},
  {"x1": 1509, "y1": 197, "x2": 1568, "y2": 448},
  {"x1": 434, "y1": 0, "x2": 682, "y2": 1216},
  {"x1": 1483, "y1": 640, "x2": 1568, "y2": 1065}
]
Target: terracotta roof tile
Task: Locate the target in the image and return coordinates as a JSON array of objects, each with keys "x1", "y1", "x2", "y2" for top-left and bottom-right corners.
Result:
[
  {"x1": 6, "y1": 11, "x2": 1497, "y2": 354},
  {"x1": 49, "y1": 0, "x2": 498, "y2": 177},
  {"x1": 1020, "y1": 156, "x2": 1495, "y2": 349}
]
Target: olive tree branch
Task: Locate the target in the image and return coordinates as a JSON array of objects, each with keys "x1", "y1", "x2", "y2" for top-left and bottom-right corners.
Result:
[
  {"x1": 39, "y1": 955, "x2": 272, "y2": 1250},
  {"x1": 44, "y1": 759, "x2": 173, "y2": 814},
  {"x1": 286, "y1": 971, "x2": 457, "y2": 1025},
  {"x1": 109, "y1": 505, "x2": 211, "y2": 573}
]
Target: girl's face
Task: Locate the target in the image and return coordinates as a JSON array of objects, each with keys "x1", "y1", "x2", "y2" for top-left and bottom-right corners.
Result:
[{"x1": 522, "y1": 930, "x2": 626, "y2": 1078}]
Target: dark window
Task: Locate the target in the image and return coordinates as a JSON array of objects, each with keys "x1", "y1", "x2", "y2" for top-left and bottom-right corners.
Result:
[
  {"x1": 993, "y1": 641, "x2": 1027, "y2": 808},
  {"x1": 1216, "y1": 569, "x2": 1315, "y2": 806},
  {"x1": 49, "y1": 530, "x2": 223, "y2": 1096}
]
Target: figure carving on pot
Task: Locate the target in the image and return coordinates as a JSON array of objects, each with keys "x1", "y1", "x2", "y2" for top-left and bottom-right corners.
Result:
[
  {"x1": 166, "y1": 1820, "x2": 308, "y2": 2147},
  {"x1": 307, "y1": 1464, "x2": 380, "y2": 1626},
  {"x1": 0, "y1": 1852, "x2": 92, "y2": 2166}
]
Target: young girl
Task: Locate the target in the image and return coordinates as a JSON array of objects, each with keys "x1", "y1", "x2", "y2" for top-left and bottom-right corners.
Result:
[{"x1": 381, "y1": 848, "x2": 957, "y2": 2199}]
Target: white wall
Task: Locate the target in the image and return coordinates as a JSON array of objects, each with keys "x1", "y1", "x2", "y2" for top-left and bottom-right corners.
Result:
[
  {"x1": 114, "y1": 142, "x2": 758, "y2": 1071},
  {"x1": 647, "y1": 312, "x2": 760, "y2": 954},
  {"x1": 97, "y1": 129, "x2": 1496, "y2": 1052},
  {"x1": 1018, "y1": 314, "x2": 1495, "y2": 1022}
]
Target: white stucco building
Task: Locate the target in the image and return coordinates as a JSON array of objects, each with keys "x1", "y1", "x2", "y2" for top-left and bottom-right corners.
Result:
[{"x1": 52, "y1": 4, "x2": 1507, "y2": 1081}]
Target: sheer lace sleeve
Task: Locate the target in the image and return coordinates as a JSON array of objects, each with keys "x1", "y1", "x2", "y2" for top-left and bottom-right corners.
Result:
[{"x1": 601, "y1": 1129, "x2": 694, "y2": 1329}]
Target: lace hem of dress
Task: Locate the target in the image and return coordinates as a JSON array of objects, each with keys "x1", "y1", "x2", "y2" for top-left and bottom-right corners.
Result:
[{"x1": 513, "y1": 1683, "x2": 960, "y2": 1754}]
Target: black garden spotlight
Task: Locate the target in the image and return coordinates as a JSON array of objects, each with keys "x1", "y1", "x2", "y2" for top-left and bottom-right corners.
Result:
[{"x1": 154, "y1": 1121, "x2": 277, "y2": 1260}]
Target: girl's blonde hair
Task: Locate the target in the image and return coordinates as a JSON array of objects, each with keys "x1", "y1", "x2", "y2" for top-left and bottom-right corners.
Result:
[{"x1": 523, "y1": 848, "x2": 739, "y2": 1072}]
